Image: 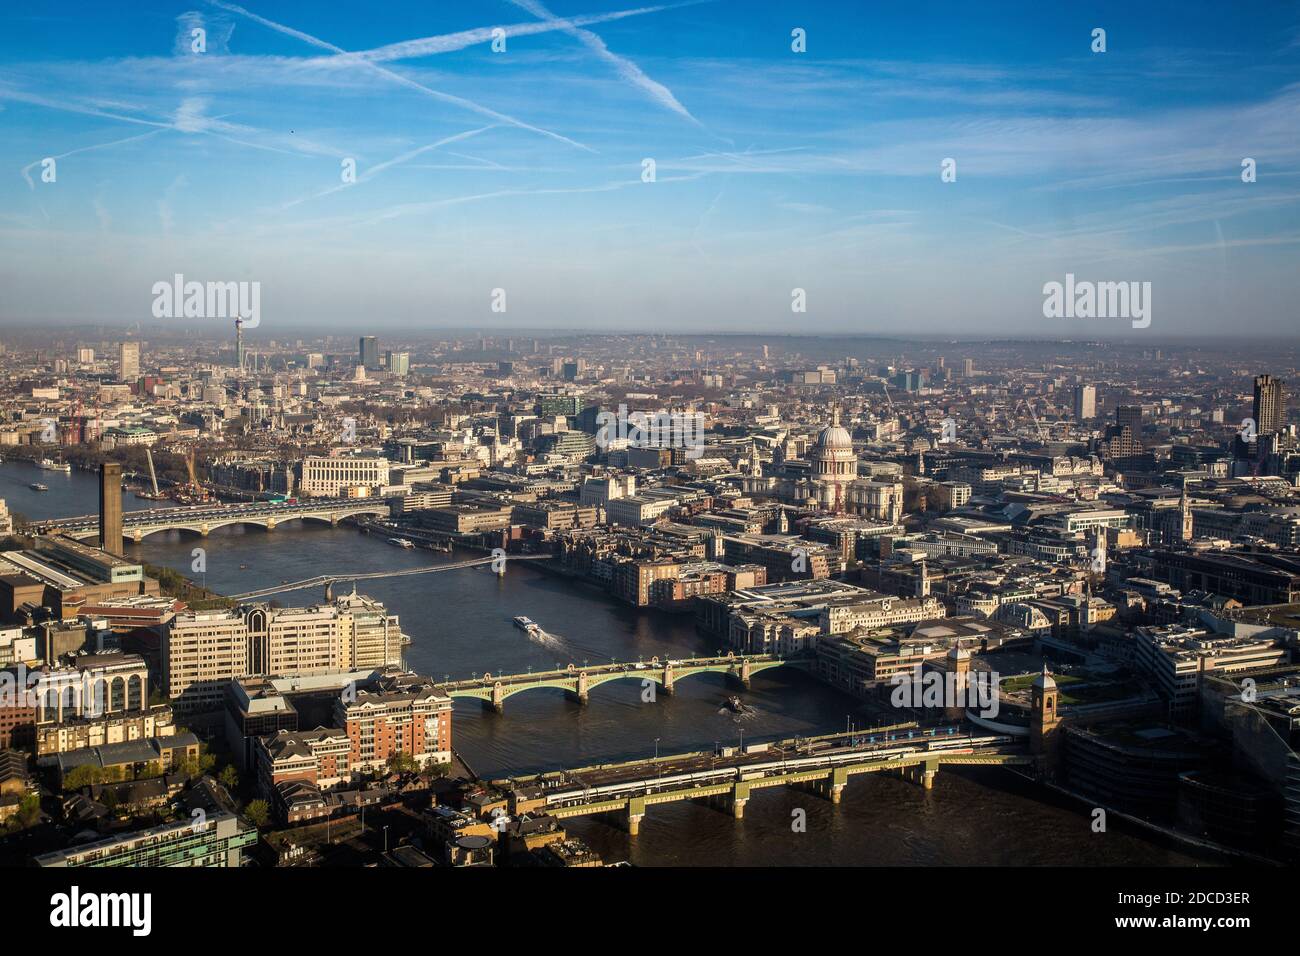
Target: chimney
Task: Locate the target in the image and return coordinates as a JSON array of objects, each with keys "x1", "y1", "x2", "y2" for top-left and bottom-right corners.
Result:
[{"x1": 99, "y1": 462, "x2": 123, "y2": 555}]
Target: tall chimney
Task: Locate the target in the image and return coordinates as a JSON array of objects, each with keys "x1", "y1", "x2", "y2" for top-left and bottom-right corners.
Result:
[{"x1": 99, "y1": 462, "x2": 122, "y2": 554}]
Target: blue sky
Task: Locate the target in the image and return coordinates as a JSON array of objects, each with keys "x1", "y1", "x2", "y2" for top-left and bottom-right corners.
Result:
[{"x1": 1, "y1": 0, "x2": 1298, "y2": 336}]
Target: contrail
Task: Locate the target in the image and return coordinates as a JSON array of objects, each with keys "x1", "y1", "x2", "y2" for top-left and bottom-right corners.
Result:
[
  {"x1": 316, "y1": 2, "x2": 707, "y2": 66},
  {"x1": 278, "y1": 125, "x2": 497, "y2": 211},
  {"x1": 206, "y1": 0, "x2": 593, "y2": 152},
  {"x1": 507, "y1": 0, "x2": 702, "y2": 126},
  {"x1": 21, "y1": 129, "x2": 166, "y2": 189}
]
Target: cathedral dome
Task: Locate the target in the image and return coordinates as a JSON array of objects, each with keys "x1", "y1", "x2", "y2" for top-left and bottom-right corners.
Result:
[
  {"x1": 814, "y1": 407, "x2": 853, "y2": 451},
  {"x1": 816, "y1": 424, "x2": 853, "y2": 450}
]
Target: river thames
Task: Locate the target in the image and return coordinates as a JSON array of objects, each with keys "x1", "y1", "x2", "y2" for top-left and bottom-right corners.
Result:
[{"x1": 7, "y1": 460, "x2": 1216, "y2": 866}]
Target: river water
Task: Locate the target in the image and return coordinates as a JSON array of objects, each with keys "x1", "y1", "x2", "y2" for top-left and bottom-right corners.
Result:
[{"x1": 6, "y1": 461, "x2": 1214, "y2": 865}]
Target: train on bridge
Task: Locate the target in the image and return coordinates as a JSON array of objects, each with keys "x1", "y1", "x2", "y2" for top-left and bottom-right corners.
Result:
[{"x1": 535, "y1": 733, "x2": 1016, "y2": 811}]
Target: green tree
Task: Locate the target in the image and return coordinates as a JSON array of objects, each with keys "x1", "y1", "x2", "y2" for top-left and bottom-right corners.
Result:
[
  {"x1": 387, "y1": 753, "x2": 418, "y2": 774},
  {"x1": 244, "y1": 799, "x2": 270, "y2": 828},
  {"x1": 218, "y1": 765, "x2": 239, "y2": 790},
  {"x1": 15, "y1": 793, "x2": 41, "y2": 827},
  {"x1": 62, "y1": 765, "x2": 101, "y2": 791}
]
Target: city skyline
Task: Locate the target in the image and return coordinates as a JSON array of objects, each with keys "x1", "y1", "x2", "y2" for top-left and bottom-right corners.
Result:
[{"x1": 1, "y1": 1, "x2": 1299, "y2": 334}]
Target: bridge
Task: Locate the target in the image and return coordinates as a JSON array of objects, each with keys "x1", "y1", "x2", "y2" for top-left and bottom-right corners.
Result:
[
  {"x1": 229, "y1": 554, "x2": 553, "y2": 600},
  {"x1": 440, "y1": 653, "x2": 806, "y2": 713},
  {"x1": 32, "y1": 497, "x2": 390, "y2": 543},
  {"x1": 493, "y1": 724, "x2": 1032, "y2": 834}
]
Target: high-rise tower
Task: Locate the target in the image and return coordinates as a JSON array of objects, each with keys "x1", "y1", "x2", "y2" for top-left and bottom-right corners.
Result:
[
  {"x1": 359, "y1": 336, "x2": 380, "y2": 370},
  {"x1": 1073, "y1": 384, "x2": 1096, "y2": 421},
  {"x1": 1253, "y1": 374, "x2": 1285, "y2": 436},
  {"x1": 118, "y1": 342, "x2": 140, "y2": 382}
]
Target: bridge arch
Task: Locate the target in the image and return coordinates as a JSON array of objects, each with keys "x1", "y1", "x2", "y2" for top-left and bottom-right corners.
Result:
[
  {"x1": 129, "y1": 524, "x2": 211, "y2": 540},
  {"x1": 456, "y1": 659, "x2": 803, "y2": 707}
]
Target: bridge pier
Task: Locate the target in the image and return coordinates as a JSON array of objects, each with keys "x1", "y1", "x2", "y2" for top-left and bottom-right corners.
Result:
[
  {"x1": 703, "y1": 781, "x2": 751, "y2": 819},
  {"x1": 265, "y1": 519, "x2": 276, "y2": 532},
  {"x1": 571, "y1": 671, "x2": 589, "y2": 706},
  {"x1": 793, "y1": 767, "x2": 849, "y2": 804},
  {"x1": 491, "y1": 682, "x2": 505, "y2": 714},
  {"x1": 625, "y1": 797, "x2": 646, "y2": 836},
  {"x1": 730, "y1": 780, "x2": 750, "y2": 819},
  {"x1": 662, "y1": 663, "x2": 675, "y2": 696},
  {"x1": 900, "y1": 759, "x2": 939, "y2": 790}
]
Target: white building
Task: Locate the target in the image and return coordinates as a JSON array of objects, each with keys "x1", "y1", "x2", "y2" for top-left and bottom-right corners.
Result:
[{"x1": 298, "y1": 455, "x2": 390, "y2": 497}]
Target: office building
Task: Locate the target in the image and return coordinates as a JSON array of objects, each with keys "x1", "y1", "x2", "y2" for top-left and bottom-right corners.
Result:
[
  {"x1": 162, "y1": 595, "x2": 404, "y2": 716},
  {"x1": 118, "y1": 342, "x2": 140, "y2": 382},
  {"x1": 359, "y1": 335, "x2": 380, "y2": 370},
  {"x1": 35, "y1": 811, "x2": 255, "y2": 867},
  {"x1": 1073, "y1": 384, "x2": 1096, "y2": 421},
  {"x1": 1254, "y1": 374, "x2": 1285, "y2": 435},
  {"x1": 385, "y1": 350, "x2": 409, "y2": 376},
  {"x1": 298, "y1": 455, "x2": 390, "y2": 497},
  {"x1": 1116, "y1": 405, "x2": 1143, "y2": 434}
]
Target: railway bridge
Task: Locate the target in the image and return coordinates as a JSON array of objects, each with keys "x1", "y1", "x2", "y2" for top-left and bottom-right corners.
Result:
[
  {"x1": 494, "y1": 725, "x2": 1033, "y2": 834},
  {"x1": 33, "y1": 497, "x2": 390, "y2": 543}
]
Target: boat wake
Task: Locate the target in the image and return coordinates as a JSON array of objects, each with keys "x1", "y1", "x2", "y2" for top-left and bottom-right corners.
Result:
[
  {"x1": 528, "y1": 628, "x2": 567, "y2": 650},
  {"x1": 718, "y1": 700, "x2": 761, "y2": 721}
]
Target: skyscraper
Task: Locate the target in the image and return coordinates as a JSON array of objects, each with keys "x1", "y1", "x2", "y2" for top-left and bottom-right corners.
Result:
[
  {"x1": 1073, "y1": 384, "x2": 1096, "y2": 421},
  {"x1": 359, "y1": 336, "x2": 379, "y2": 370},
  {"x1": 1253, "y1": 374, "x2": 1285, "y2": 435},
  {"x1": 118, "y1": 342, "x2": 140, "y2": 382},
  {"x1": 1116, "y1": 404, "x2": 1143, "y2": 434},
  {"x1": 386, "y1": 351, "x2": 410, "y2": 376}
]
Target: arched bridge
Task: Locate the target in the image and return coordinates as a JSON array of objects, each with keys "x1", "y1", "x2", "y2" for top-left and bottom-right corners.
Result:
[
  {"x1": 440, "y1": 653, "x2": 806, "y2": 713},
  {"x1": 33, "y1": 497, "x2": 390, "y2": 543}
]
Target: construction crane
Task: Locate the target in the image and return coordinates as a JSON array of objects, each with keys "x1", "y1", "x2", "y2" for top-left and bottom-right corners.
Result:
[
  {"x1": 880, "y1": 381, "x2": 899, "y2": 417},
  {"x1": 1020, "y1": 398, "x2": 1049, "y2": 442},
  {"x1": 145, "y1": 448, "x2": 160, "y2": 495}
]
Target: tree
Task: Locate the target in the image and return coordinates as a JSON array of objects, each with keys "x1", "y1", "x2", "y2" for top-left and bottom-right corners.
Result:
[
  {"x1": 387, "y1": 753, "x2": 418, "y2": 774},
  {"x1": 244, "y1": 799, "x2": 270, "y2": 828},
  {"x1": 421, "y1": 761, "x2": 453, "y2": 780},
  {"x1": 218, "y1": 765, "x2": 239, "y2": 790},
  {"x1": 14, "y1": 793, "x2": 41, "y2": 828},
  {"x1": 62, "y1": 765, "x2": 102, "y2": 791}
]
